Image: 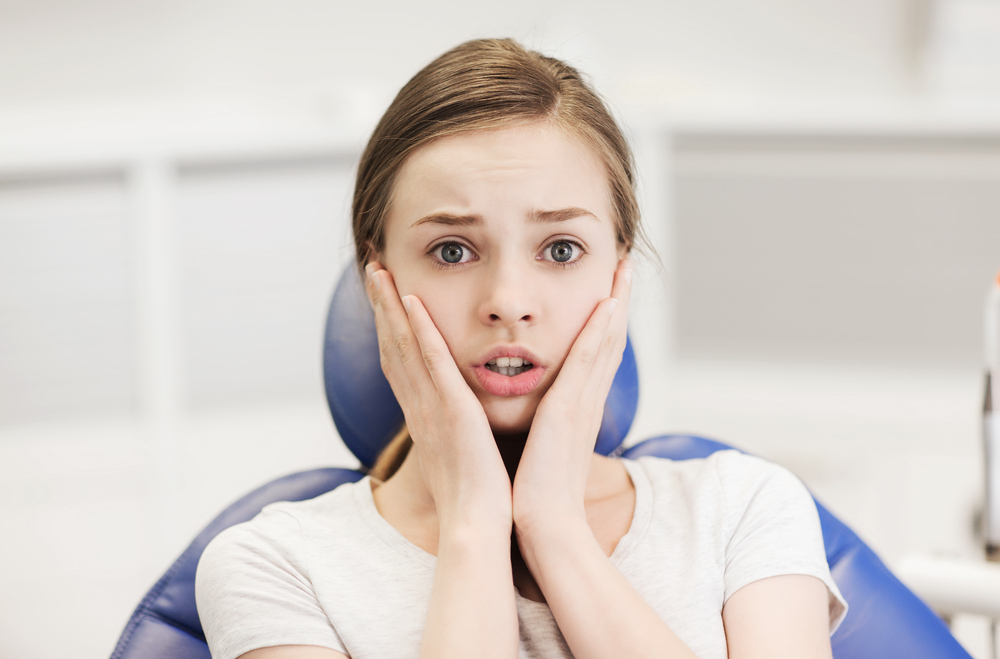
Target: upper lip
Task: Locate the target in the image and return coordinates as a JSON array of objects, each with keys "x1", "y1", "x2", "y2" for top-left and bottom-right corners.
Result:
[{"x1": 477, "y1": 345, "x2": 543, "y2": 367}]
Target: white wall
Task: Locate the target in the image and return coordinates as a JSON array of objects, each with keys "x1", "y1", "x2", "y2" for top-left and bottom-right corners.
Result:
[
  {"x1": 0, "y1": 0, "x2": 917, "y2": 106},
  {"x1": 2, "y1": 1, "x2": 1000, "y2": 658}
]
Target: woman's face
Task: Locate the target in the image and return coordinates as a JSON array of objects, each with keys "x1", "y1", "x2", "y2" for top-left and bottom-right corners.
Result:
[{"x1": 379, "y1": 122, "x2": 623, "y2": 434}]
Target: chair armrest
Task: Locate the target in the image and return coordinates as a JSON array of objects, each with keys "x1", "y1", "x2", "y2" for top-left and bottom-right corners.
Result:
[{"x1": 896, "y1": 554, "x2": 1000, "y2": 618}]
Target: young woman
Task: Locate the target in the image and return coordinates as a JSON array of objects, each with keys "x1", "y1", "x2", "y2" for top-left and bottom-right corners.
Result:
[{"x1": 196, "y1": 38, "x2": 846, "y2": 659}]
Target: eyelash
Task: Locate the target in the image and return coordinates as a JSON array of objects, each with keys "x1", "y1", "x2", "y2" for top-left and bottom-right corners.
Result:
[{"x1": 427, "y1": 239, "x2": 588, "y2": 269}]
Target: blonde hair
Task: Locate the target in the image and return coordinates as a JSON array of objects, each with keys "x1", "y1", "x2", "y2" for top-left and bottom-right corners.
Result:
[{"x1": 353, "y1": 38, "x2": 644, "y2": 479}]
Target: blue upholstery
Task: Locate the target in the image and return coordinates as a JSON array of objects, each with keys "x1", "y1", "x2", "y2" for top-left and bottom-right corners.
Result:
[{"x1": 111, "y1": 266, "x2": 973, "y2": 659}]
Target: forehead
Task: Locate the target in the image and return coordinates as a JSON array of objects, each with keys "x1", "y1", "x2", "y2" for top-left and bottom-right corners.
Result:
[{"x1": 386, "y1": 122, "x2": 613, "y2": 235}]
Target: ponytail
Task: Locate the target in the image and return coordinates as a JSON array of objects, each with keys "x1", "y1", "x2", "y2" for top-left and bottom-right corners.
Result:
[{"x1": 370, "y1": 424, "x2": 412, "y2": 481}]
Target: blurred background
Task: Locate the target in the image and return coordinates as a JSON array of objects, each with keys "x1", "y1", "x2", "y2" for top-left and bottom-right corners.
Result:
[{"x1": 2, "y1": 0, "x2": 1000, "y2": 656}]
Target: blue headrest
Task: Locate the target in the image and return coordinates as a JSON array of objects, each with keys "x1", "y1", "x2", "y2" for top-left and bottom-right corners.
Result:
[{"x1": 323, "y1": 266, "x2": 639, "y2": 468}]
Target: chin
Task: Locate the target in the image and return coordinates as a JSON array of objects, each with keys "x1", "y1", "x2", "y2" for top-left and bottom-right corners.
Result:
[{"x1": 481, "y1": 398, "x2": 537, "y2": 436}]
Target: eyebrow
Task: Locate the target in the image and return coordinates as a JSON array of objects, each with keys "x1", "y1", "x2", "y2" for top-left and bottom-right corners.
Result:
[
  {"x1": 411, "y1": 213, "x2": 483, "y2": 228},
  {"x1": 531, "y1": 207, "x2": 597, "y2": 224},
  {"x1": 410, "y1": 207, "x2": 596, "y2": 229}
]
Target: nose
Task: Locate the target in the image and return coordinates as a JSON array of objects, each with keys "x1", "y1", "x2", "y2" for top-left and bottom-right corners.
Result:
[{"x1": 477, "y1": 258, "x2": 537, "y2": 329}]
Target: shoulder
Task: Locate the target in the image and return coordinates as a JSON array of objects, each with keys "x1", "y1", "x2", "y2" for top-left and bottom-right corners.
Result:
[
  {"x1": 196, "y1": 478, "x2": 370, "y2": 619},
  {"x1": 199, "y1": 478, "x2": 364, "y2": 571},
  {"x1": 195, "y1": 480, "x2": 365, "y2": 659},
  {"x1": 623, "y1": 448, "x2": 769, "y2": 477},
  {"x1": 197, "y1": 502, "x2": 299, "y2": 580},
  {"x1": 623, "y1": 450, "x2": 803, "y2": 505},
  {"x1": 708, "y1": 450, "x2": 813, "y2": 517},
  {"x1": 634, "y1": 448, "x2": 806, "y2": 494},
  {"x1": 620, "y1": 452, "x2": 846, "y2": 630},
  {"x1": 620, "y1": 452, "x2": 821, "y2": 569},
  {"x1": 630, "y1": 450, "x2": 815, "y2": 532}
]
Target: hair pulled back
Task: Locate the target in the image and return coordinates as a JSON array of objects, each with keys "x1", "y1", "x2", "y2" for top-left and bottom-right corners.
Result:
[
  {"x1": 353, "y1": 37, "x2": 641, "y2": 270},
  {"x1": 354, "y1": 38, "x2": 642, "y2": 480}
]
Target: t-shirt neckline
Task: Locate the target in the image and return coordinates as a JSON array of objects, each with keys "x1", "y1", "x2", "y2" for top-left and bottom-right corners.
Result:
[{"x1": 352, "y1": 458, "x2": 654, "y2": 574}]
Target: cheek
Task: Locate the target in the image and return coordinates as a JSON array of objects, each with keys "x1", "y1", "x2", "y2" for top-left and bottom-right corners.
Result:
[
  {"x1": 546, "y1": 275, "x2": 612, "y2": 357},
  {"x1": 400, "y1": 277, "x2": 473, "y2": 354}
]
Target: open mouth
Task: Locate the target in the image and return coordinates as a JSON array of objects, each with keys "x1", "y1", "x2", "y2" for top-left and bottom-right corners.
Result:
[{"x1": 484, "y1": 357, "x2": 534, "y2": 377}]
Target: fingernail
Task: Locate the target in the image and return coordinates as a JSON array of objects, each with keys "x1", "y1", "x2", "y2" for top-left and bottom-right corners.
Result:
[
  {"x1": 401, "y1": 295, "x2": 411, "y2": 314},
  {"x1": 365, "y1": 264, "x2": 379, "y2": 290},
  {"x1": 623, "y1": 268, "x2": 633, "y2": 286},
  {"x1": 372, "y1": 271, "x2": 381, "y2": 292},
  {"x1": 608, "y1": 298, "x2": 619, "y2": 314}
]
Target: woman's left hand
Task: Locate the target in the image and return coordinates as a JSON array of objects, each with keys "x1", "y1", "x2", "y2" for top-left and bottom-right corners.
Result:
[{"x1": 512, "y1": 257, "x2": 633, "y2": 528}]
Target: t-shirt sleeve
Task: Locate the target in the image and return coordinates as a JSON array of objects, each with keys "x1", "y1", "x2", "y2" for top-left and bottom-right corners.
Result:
[
  {"x1": 714, "y1": 451, "x2": 848, "y2": 633},
  {"x1": 195, "y1": 504, "x2": 348, "y2": 659}
]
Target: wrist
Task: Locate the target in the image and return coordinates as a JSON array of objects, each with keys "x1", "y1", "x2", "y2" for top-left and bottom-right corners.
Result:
[
  {"x1": 437, "y1": 518, "x2": 514, "y2": 565},
  {"x1": 435, "y1": 493, "x2": 514, "y2": 536},
  {"x1": 513, "y1": 507, "x2": 590, "y2": 555},
  {"x1": 512, "y1": 489, "x2": 585, "y2": 532},
  {"x1": 438, "y1": 502, "x2": 512, "y2": 540},
  {"x1": 514, "y1": 515, "x2": 598, "y2": 585}
]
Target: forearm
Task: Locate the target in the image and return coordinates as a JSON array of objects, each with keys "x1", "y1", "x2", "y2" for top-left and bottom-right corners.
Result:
[
  {"x1": 517, "y1": 516, "x2": 698, "y2": 659},
  {"x1": 420, "y1": 522, "x2": 518, "y2": 659}
]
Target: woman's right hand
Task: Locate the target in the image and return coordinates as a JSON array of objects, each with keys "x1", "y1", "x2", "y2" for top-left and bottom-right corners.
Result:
[
  {"x1": 365, "y1": 262, "x2": 512, "y2": 531},
  {"x1": 367, "y1": 263, "x2": 519, "y2": 657}
]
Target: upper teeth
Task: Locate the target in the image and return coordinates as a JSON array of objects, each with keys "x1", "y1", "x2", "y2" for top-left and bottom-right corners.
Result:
[{"x1": 487, "y1": 357, "x2": 529, "y2": 367}]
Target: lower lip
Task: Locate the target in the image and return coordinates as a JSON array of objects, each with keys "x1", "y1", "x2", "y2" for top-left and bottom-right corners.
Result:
[{"x1": 473, "y1": 365, "x2": 546, "y2": 397}]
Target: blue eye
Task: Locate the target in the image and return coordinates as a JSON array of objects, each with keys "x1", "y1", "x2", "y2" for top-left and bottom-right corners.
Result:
[
  {"x1": 549, "y1": 242, "x2": 574, "y2": 262},
  {"x1": 441, "y1": 243, "x2": 464, "y2": 263},
  {"x1": 542, "y1": 240, "x2": 583, "y2": 265},
  {"x1": 431, "y1": 241, "x2": 473, "y2": 266}
]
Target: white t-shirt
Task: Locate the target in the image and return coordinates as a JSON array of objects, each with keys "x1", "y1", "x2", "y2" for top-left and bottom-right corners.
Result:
[{"x1": 196, "y1": 452, "x2": 847, "y2": 659}]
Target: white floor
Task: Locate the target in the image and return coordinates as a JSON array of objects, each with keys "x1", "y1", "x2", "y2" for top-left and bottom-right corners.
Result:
[{"x1": 0, "y1": 362, "x2": 992, "y2": 658}]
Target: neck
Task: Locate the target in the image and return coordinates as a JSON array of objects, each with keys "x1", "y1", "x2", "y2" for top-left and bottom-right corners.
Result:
[
  {"x1": 379, "y1": 429, "x2": 532, "y2": 521},
  {"x1": 493, "y1": 431, "x2": 529, "y2": 483}
]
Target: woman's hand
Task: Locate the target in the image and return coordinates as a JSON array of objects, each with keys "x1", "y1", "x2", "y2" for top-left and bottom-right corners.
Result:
[
  {"x1": 511, "y1": 257, "x2": 633, "y2": 529},
  {"x1": 365, "y1": 262, "x2": 511, "y2": 530},
  {"x1": 506, "y1": 259, "x2": 702, "y2": 659},
  {"x1": 366, "y1": 262, "x2": 519, "y2": 659}
]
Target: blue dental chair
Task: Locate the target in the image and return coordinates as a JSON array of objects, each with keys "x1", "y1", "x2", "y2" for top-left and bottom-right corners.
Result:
[{"x1": 110, "y1": 267, "x2": 973, "y2": 659}]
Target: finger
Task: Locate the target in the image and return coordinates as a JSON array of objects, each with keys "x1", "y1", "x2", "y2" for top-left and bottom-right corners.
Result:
[
  {"x1": 365, "y1": 265, "x2": 433, "y2": 400},
  {"x1": 608, "y1": 257, "x2": 632, "y2": 334},
  {"x1": 591, "y1": 258, "x2": 632, "y2": 382},
  {"x1": 553, "y1": 260, "x2": 633, "y2": 407},
  {"x1": 401, "y1": 294, "x2": 471, "y2": 394},
  {"x1": 554, "y1": 295, "x2": 619, "y2": 388},
  {"x1": 561, "y1": 257, "x2": 633, "y2": 382},
  {"x1": 370, "y1": 292, "x2": 417, "y2": 398},
  {"x1": 364, "y1": 261, "x2": 386, "y2": 309},
  {"x1": 596, "y1": 258, "x2": 633, "y2": 393}
]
